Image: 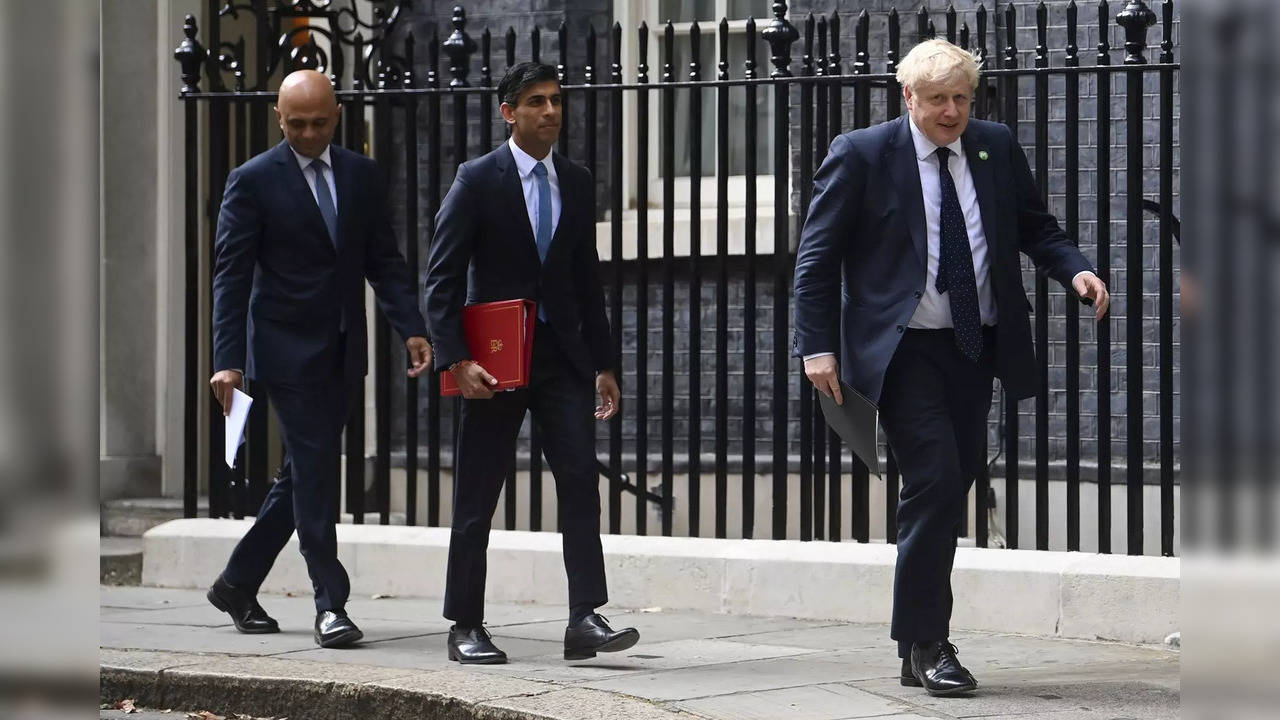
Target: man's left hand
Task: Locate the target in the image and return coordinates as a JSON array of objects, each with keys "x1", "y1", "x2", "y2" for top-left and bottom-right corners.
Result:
[
  {"x1": 1072, "y1": 271, "x2": 1110, "y2": 322},
  {"x1": 595, "y1": 370, "x2": 620, "y2": 421},
  {"x1": 406, "y1": 336, "x2": 433, "y2": 377}
]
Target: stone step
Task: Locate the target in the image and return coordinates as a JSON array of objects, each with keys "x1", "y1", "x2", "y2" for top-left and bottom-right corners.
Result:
[
  {"x1": 100, "y1": 536, "x2": 143, "y2": 585},
  {"x1": 101, "y1": 497, "x2": 207, "y2": 537}
]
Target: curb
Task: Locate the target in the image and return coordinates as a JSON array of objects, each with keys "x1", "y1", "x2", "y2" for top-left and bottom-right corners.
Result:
[{"x1": 100, "y1": 650, "x2": 700, "y2": 720}]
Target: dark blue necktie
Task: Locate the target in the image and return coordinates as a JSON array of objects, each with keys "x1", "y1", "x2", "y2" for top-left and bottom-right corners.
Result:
[
  {"x1": 310, "y1": 158, "x2": 338, "y2": 249},
  {"x1": 933, "y1": 147, "x2": 983, "y2": 362},
  {"x1": 532, "y1": 162, "x2": 553, "y2": 322}
]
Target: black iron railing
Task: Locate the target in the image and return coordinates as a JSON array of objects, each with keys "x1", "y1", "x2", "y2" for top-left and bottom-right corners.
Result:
[{"x1": 173, "y1": 0, "x2": 1180, "y2": 555}]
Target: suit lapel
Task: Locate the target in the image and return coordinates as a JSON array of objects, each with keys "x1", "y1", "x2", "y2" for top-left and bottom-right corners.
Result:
[
  {"x1": 962, "y1": 126, "x2": 999, "y2": 260},
  {"x1": 273, "y1": 141, "x2": 336, "y2": 255},
  {"x1": 885, "y1": 117, "x2": 928, "y2": 271},
  {"x1": 330, "y1": 146, "x2": 354, "y2": 253},
  {"x1": 497, "y1": 144, "x2": 541, "y2": 264},
  {"x1": 546, "y1": 152, "x2": 573, "y2": 263}
]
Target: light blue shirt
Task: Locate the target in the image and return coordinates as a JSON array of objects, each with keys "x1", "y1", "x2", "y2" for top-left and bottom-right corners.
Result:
[{"x1": 508, "y1": 137, "x2": 560, "y2": 240}]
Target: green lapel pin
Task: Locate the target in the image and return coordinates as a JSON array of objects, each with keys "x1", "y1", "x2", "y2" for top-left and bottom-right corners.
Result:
[{"x1": 978, "y1": 150, "x2": 989, "y2": 160}]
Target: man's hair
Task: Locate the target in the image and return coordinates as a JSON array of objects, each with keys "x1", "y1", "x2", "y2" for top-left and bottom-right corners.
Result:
[
  {"x1": 896, "y1": 39, "x2": 980, "y2": 92},
  {"x1": 497, "y1": 62, "x2": 560, "y2": 107}
]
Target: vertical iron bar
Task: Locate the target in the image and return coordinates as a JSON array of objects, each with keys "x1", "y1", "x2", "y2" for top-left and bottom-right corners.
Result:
[
  {"x1": 374, "y1": 78, "x2": 393, "y2": 526},
  {"x1": 742, "y1": 17, "x2": 758, "y2": 539},
  {"x1": 635, "y1": 22, "x2": 651, "y2": 536},
  {"x1": 688, "y1": 22, "x2": 704, "y2": 537},
  {"x1": 183, "y1": 93, "x2": 199, "y2": 518},
  {"x1": 1120, "y1": 0, "x2": 1155, "y2": 555},
  {"x1": 765, "y1": 6, "x2": 797, "y2": 541},
  {"x1": 609, "y1": 22, "x2": 625, "y2": 535},
  {"x1": 1096, "y1": 1, "x2": 1113, "y2": 553},
  {"x1": 208, "y1": 96, "x2": 230, "y2": 519},
  {"x1": 1158, "y1": 0, "x2": 1175, "y2": 556},
  {"x1": 1065, "y1": 1, "x2": 1082, "y2": 551},
  {"x1": 851, "y1": 9, "x2": 871, "y2": 543},
  {"x1": 426, "y1": 34, "x2": 443, "y2": 527},
  {"x1": 660, "y1": 20, "x2": 675, "y2": 537},
  {"x1": 1034, "y1": 1, "x2": 1050, "y2": 551},
  {"x1": 826, "y1": 11, "x2": 842, "y2": 537},
  {"x1": 404, "y1": 33, "x2": 420, "y2": 526},
  {"x1": 715, "y1": 17, "x2": 730, "y2": 540},
  {"x1": 812, "y1": 15, "x2": 828, "y2": 541},
  {"x1": 344, "y1": 74, "x2": 367, "y2": 525},
  {"x1": 798, "y1": 12, "x2": 815, "y2": 542},
  {"x1": 1002, "y1": 3, "x2": 1020, "y2": 548}
]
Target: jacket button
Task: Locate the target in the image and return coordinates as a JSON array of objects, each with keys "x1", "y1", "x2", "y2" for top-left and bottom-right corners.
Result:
[
  {"x1": 896, "y1": 325, "x2": 904, "y2": 333},
  {"x1": 913, "y1": 291, "x2": 922, "y2": 299}
]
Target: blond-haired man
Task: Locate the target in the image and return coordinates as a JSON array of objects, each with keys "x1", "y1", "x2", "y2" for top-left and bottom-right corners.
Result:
[{"x1": 793, "y1": 39, "x2": 1109, "y2": 695}]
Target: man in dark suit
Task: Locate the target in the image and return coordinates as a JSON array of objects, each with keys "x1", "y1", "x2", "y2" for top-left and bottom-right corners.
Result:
[
  {"x1": 793, "y1": 40, "x2": 1109, "y2": 695},
  {"x1": 424, "y1": 62, "x2": 638, "y2": 665},
  {"x1": 207, "y1": 70, "x2": 432, "y2": 648}
]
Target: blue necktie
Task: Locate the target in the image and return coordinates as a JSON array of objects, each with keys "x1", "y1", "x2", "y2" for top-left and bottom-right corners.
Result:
[
  {"x1": 532, "y1": 162, "x2": 553, "y2": 262},
  {"x1": 933, "y1": 147, "x2": 983, "y2": 362},
  {"x1": 310, "y1": 158, "x2": 338, "y2": 249},
  {"x1": 532, "y1": 162, "x2": 553, "y2": 322}
]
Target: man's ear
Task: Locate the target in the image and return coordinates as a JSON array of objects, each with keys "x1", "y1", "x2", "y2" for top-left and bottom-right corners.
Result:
[{"x1": 499, "y1": 102, "x2": 516, "y2": 125}]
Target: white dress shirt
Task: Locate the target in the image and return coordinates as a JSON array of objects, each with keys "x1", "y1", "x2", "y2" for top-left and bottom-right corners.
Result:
[
  {"x1": 906, "y1": 115, "x2": 996, "y2": 329},
  {"x1": 508, "y1": 136, "x2": 561, "y2": 240},
  {"x1": 803, "y1": 118, "x2": 1094, "y2": 362},
  {"x1": 290, "y1": 145, "x2": 338, "y2": 214}
]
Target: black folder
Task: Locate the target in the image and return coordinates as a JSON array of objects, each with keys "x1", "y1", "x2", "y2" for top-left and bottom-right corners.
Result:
[{"x1": 818, "y1": 382, "x2": 881, "y2": 476}]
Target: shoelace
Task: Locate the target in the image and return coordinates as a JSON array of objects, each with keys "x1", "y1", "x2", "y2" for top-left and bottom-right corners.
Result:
[{"x1": 936, "y1": 642, "x2": 963, "y2": 672}]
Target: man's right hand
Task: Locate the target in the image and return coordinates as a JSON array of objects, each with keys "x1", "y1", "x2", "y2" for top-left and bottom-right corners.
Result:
[
  {"x1": 804, "y1": 355, "x2": 843, "y2": 406},
  {"x1": 451, "y1": 361, "x2": 499, "y2": 399},
  {"x1": 209, "y1": 369, "x2": 244, "y2": 417}
]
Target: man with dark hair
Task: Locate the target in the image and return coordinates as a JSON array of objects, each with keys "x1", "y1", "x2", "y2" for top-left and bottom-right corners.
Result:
[{"x1": 424, "y1": 61, "x2": 638, "y2": 665}]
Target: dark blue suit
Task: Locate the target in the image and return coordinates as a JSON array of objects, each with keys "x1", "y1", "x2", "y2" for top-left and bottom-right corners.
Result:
[
  {"x1": 424, "y1": 144, "x2": 615, "y2": 625},
  {"x1": 213, "y1": 140, "x2": 427, "y2": 612},
  {"x1": 793, "y1": 116, "x2": 1092, "y2": 653}
]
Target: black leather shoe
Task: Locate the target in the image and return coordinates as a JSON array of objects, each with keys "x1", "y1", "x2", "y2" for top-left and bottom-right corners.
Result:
[
  {"x1": 900, "y1": 656, "x2": 922, "y2": 687},
  {"x1": 447, "y1": 625, "x2": 508, "y2": 665},
  {"x1": 563, "y1": 613, "x2": 639, "y2": 660},
  {"x1": 314, "y1": 610, "x2": 363, "y2": 648},
  {"x1": 206, "y1": 576, "x2": 279, "y2": 634},
  {"x1": 909, "y1": 641, "x2": 978, "y2": 696}
]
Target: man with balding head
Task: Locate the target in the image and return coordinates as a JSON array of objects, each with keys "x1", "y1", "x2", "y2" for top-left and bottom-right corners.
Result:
[
  {"x1": 207, "y1": 70, "x2": 431, "y2": 648},
  {"x1": 793, "y1": 40, "x2": 1109, "y2": 695}
]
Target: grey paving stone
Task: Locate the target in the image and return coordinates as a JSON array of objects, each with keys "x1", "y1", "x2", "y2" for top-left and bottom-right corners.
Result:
[
  {"x1": 719, "y1": 623, "x2": 891, "y2": 652},
  {"x1": 580, "y1": 653, "x2": 886, "y2": 702},
  {"x1": 100, "y1": 586, "x2": 211, "y2": 610},
  {"x1": 100, "y1": 621, "x2": 320, "y2": 655},
  {"x1": 481, "y1": 687, "x2": 700, "y2": 720},
  {"x1": 277, "y1": 631, "x2": 561, "y2": 672},
  {"x1": 674, "y1": 683, "x2": 913, "y2": 720}
]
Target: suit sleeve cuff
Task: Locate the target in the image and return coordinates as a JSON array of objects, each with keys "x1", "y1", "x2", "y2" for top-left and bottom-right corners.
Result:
[{"x1": 803, "y1": 352, "x2": 836, "y2": 362}]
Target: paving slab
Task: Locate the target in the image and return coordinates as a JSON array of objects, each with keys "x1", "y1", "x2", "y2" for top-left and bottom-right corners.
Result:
[{"x1": 100, "y1": 585, "x2": 1179, "y2": 720}]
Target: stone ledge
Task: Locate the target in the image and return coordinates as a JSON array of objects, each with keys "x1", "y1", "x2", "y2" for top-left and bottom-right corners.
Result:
[
  {"x1": 142, "y1": 519, "x2": 1178, "y2": 645},
  {"x1": 100, "y1": 650, "x2": 697, "y2": 720}
]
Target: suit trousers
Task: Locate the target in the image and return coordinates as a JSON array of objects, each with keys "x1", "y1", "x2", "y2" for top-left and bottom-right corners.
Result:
[
  {"x1": 443, "y1": 322, "x2": 608, "y2": 625},
  {"x1": 879, "y1": 327, "x2": 996, "y2": 658},
  {"x1": 222, "y1": 374, "x2": 356, "y2": 613}
]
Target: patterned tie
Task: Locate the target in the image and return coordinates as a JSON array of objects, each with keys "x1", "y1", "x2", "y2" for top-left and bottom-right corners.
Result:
[
  {"x1": 310, "y1": 158, "x2": 338, "y2": 249},
  {"x1": 532, "y1": 162, "x2": 553, "y2": 322},
  {"x1": 933, "y1": 147, "x2": 983, "y2": 362}
]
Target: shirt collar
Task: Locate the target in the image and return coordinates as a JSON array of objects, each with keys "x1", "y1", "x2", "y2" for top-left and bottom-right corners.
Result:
[
  {"x1": 907, "y1": 115, "x2": 964, "y2": 162},
  {"x1": 508, "y1": 136, "x2": 554, "y2": 178},
  {"x1": 290, "y1": 144, "x2": 332, "y2": 172}
]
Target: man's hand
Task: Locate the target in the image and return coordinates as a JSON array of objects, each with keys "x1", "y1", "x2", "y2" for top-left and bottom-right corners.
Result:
[
  {"x1": 804, "y1": 355, "x2": 843, "y2": 406},
  {"x1": 209, "y1": 369, "x2": 244, "y2": 417},
  {"x1": 1072, "y1": 271, "x2": 1111, "y2": 322},
  {"x1": 452, "y1": 361, "x2": 499, "y2": 399},
  {"x1": 406, "y1": 337, "x2": 433, "y2": 378},
  {"x1": 595, "y1": 370, "x2": 620, "y2": 421}
]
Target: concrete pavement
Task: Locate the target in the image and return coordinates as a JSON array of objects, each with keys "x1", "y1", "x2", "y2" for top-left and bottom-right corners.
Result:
[{"x1": 100, "y1": 585, "x2": 1178, "y2": 720}]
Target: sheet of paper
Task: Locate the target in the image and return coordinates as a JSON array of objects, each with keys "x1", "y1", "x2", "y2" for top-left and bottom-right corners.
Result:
[{"x1": 224, "y1": 388, "x2": 253, "y2": 469}]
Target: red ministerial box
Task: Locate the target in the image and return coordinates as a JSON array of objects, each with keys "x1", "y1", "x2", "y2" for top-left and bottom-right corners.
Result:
[{"x1": 440, "y1": 299, "x2": 536, "y2": 397}]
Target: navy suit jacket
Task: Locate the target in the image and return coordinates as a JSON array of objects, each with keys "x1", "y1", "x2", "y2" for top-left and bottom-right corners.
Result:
[
  {"x1": 792, "y1": 116, "x2": 1093, "y2": 403},
  {"x1": 212, "y1": 141, "x2": 427, "y2": 383},
  {"x1": 424, "y1": 143, "x2": 615, "y2": 381}
]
